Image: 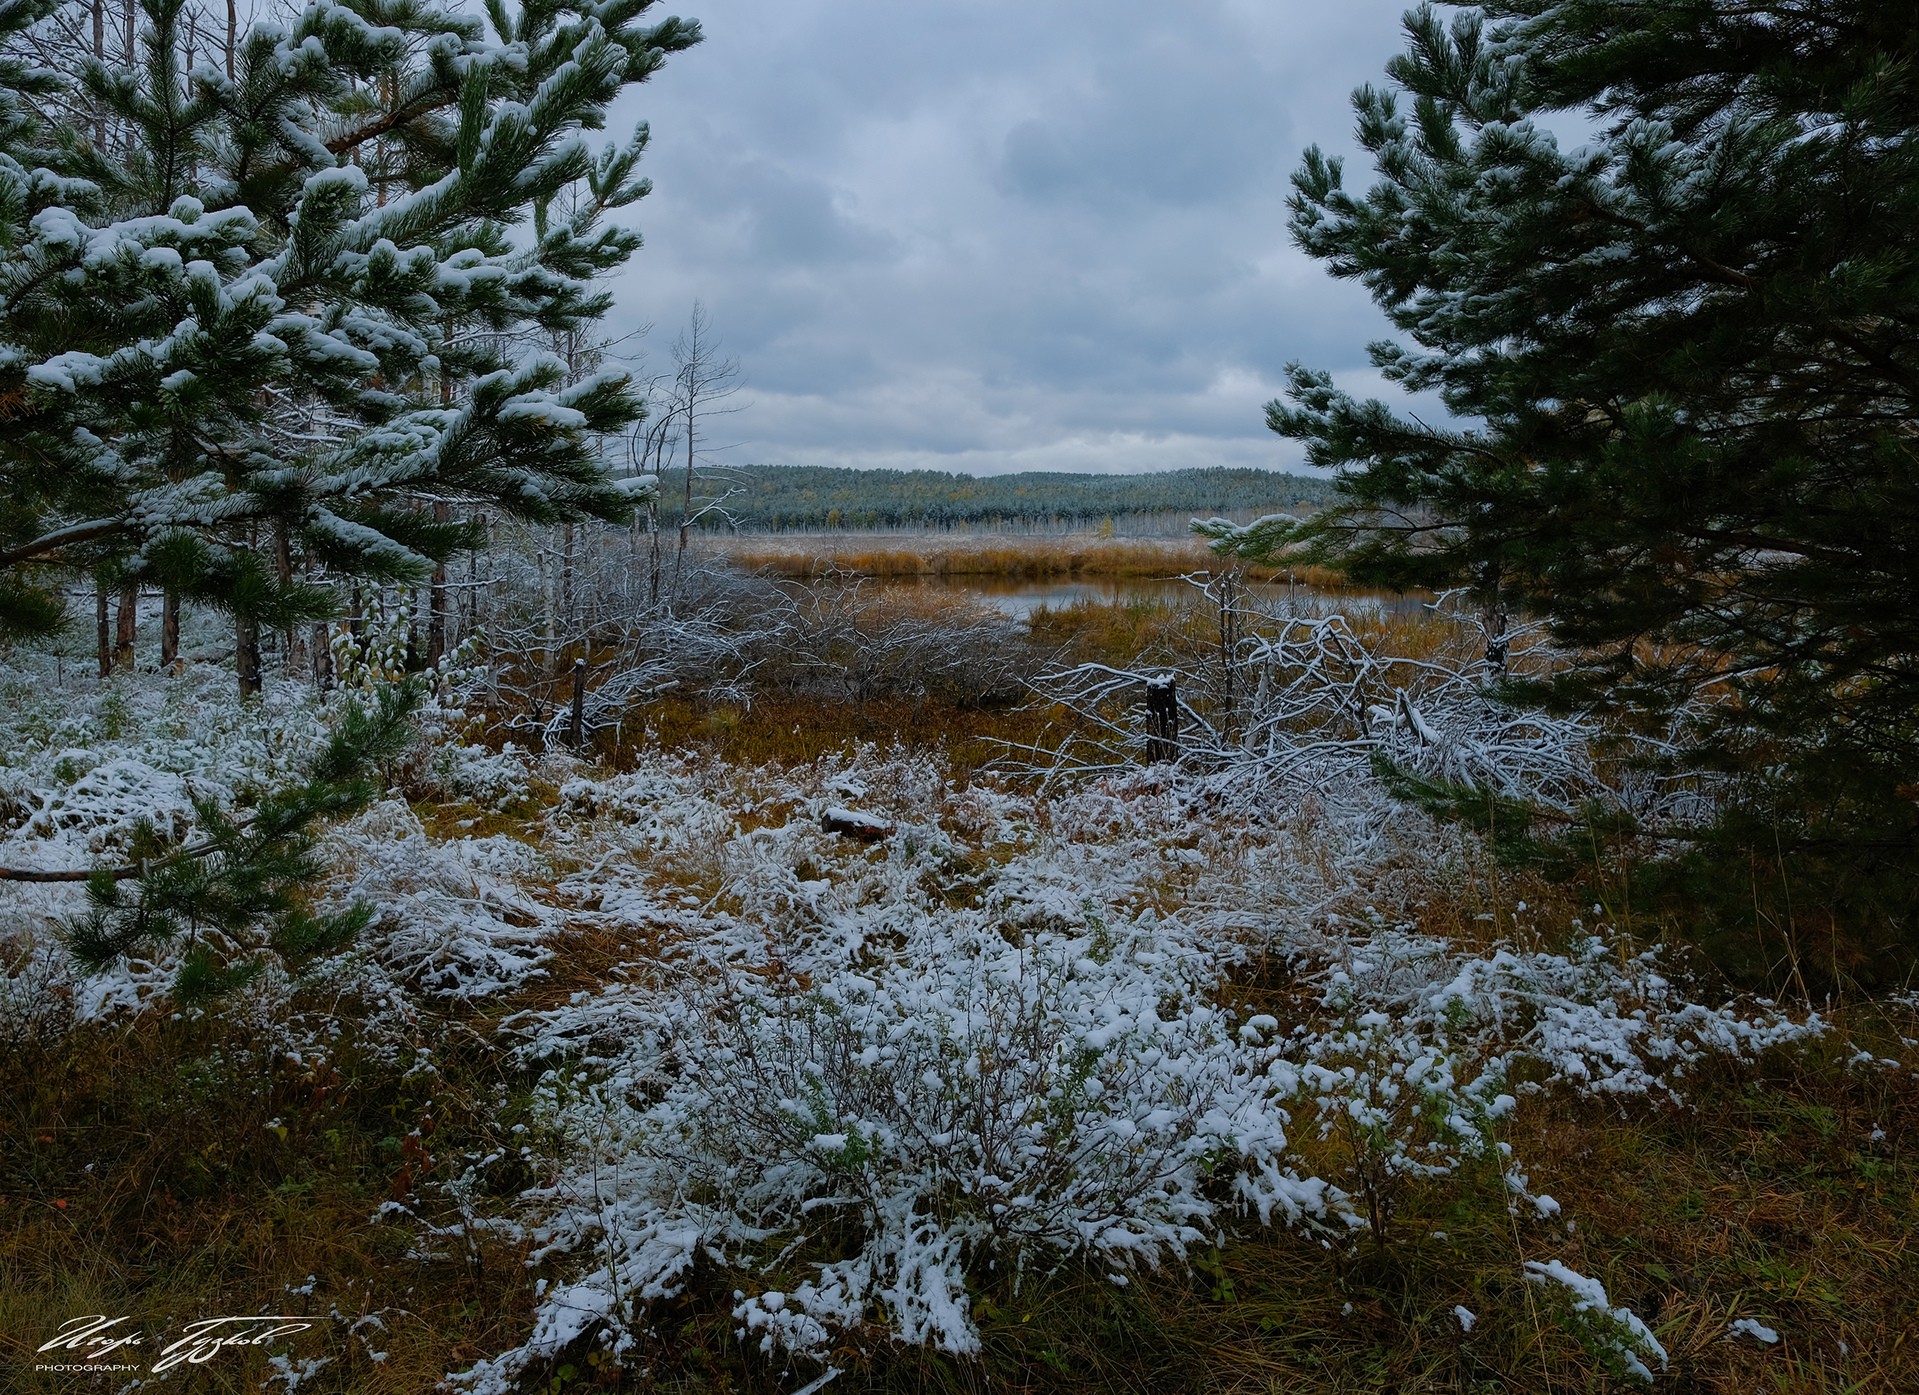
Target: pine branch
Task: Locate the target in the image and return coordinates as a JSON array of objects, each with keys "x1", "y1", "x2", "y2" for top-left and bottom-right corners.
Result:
[{"x1": 53, "y1": 681, "x2": 426, "y2": 999}]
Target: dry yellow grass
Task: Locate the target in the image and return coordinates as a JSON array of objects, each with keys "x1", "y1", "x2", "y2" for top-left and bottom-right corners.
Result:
[{"x1": 717, "y1": 532, "x2": 1351, "y2": 589}]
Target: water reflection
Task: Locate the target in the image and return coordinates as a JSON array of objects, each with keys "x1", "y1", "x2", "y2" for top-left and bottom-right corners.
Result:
[{"x1": 860, "y1": 573, "x2": 1433, "y2": 620}]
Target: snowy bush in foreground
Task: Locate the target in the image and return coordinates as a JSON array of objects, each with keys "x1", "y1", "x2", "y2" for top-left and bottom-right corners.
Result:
[
  {"x1": 447, "y1": 748, "x2": 1827, "y2": 1389},
  {"x1": 316, "y1": 801, "x2": 558, "y2": 1002},
  {"x1": 461, "y1": 826, "x2": 1346, "y2": 1385}
]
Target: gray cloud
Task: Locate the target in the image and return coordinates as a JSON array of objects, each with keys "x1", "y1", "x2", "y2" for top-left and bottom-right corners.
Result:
[{"x1": 603, "y1": 0, "x2": 1426, "y2": 475}]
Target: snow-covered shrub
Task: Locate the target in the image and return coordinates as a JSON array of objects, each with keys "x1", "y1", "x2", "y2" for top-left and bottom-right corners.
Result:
[
  {"x1": 329, "y1": 605, "x2": 487, "y2": 708},
  {"x1": 448, "y1": 762, "x2": 1356, "y2": 1388},
  {"x1": 1291, "y1": 985, "x2": 1513, "y2": 1245},
  {"x1": 1525, "y1": 1258, "x2": 1668, "y2": 1383},
  {"x1": 550, "y1": 915, "x2": 1334, "y2": 1357},
  {"x1": 469, "y1": 945, "x2": 1329, "y2": 1384},
  {"x1": 1269, "y1": 908, "x2": 1827, "y2": 1252},
  {"x1": 1027, "y1": 587, "x2": 1706, "y2": 830},
  {"x1": 9, "y1": 754, "x2": 199, "y2": 854},
  {"x1": 317, "y1": 802, "x2": 557, "y2": 1001},
  {"x1": 426, "y1": 741, "x2": 537, "y2": 810},
  {"x1": 1285, "y1": 914, "x2": 1827, "y2": 1103}
]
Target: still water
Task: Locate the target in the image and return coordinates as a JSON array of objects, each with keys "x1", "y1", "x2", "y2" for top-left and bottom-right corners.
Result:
[{"x1": 861, "y1": 573, "x2": 1433, "y2": 620}]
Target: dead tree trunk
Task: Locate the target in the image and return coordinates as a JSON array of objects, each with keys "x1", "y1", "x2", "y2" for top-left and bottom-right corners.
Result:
[
  {"x1": 1144, "y1": 674, "x2": 1179, "y2": 765},
  {"x1": 567, "y1": 657, "x2": 587, "y2": 749},
  {"x1": 647, "y1": 503, "x2": 663, "y2": 606},
  {"x1": 1215, "y1": 571, "x2": 1243, "y2": 738}
]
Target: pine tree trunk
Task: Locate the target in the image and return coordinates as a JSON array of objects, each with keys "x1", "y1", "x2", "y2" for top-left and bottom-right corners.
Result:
[
  {"x1": 114, "y1": 584, "x2": 137, "y2": 671},
  {"x1": 91, "y1": 0, "x2": 104, "y2": 144},
  {"x1": 312, "y1": 621, "x2": 332, "y2": 690},
  {"x1": 277, "y1": 524, "x2": 303, "y2": 677},
  {"x1": 428, "y1": 502, "x2": 450, "y2": 666},
  {"x1": 161, "y1": 590, "x2": 180, "y2": 671},
  {"x1": 236, "y1": 614, "x2": 262, "y2": 697},
  {"x1": 95, "y1": 582, "x2": 110, "y2": 679},
  {"x1": 540, "y1": 542, "x2": 556, "y2": 673}
]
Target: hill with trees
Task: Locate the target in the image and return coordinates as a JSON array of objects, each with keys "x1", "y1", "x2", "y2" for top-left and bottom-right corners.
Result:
[{"x1": 689, "y1": 464, "x2": 1337, "y2": 532}]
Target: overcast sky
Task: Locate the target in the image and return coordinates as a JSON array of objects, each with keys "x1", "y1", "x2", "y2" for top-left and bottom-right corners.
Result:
[{"x1": 601, "y1": 0, "x2": 1420, "y2": 477}]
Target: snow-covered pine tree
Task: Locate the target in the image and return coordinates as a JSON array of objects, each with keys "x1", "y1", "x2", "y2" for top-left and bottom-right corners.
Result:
[
  {"x1": 1211, "y1": 2, "x2": 1919, "y2": 962},
  {"x1": 0, "y1": 0, "x2": 698, "y2": 688}
]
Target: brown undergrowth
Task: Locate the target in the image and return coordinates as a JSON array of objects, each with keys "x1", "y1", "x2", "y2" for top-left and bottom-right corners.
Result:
[
  {"x1": 6, "y1": 591, "x2": 1916, "y2": 1394},
  {"x1": 0, "y1": 993, "x2": 541, "y2": 1392},
  {"x1": 7, "y1": 888, "x2": 1913, "y2": 1393}
]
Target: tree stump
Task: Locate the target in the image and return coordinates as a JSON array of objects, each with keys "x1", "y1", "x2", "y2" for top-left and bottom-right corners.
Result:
[
  {"x1": 1144, "y1": 674, "x2": 1179, "y2": 764},
  {"x1": 568, "y1": 657, "x2": 587, "y2": 749}
]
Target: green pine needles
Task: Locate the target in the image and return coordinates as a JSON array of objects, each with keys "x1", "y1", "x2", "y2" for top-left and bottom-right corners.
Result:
[
  {"x1": 0, "y1": 0, "x2": 699, "y2": 657},
  {"x1": 1217, "y1": 2, "x2": 1919, "y2": 969},
  {"x1": 64, "y1": 679, "x2": 423, "y2": 1002}
]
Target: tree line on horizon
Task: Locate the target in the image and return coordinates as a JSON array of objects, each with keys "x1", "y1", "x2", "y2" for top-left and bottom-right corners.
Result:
[{"x1": 685, "y1": 464, "x2": 1339, "y2": 532}]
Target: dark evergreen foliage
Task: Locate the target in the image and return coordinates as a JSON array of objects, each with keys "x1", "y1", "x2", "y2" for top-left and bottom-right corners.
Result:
[
  {"x1": 1218, "y1": 1, "x2": 1919, "y2": 971},
  {"x1": 64, "y1": 679, "x2": 423, "y2": 1001},
  {"x1": 0, "y1": 0, "x2": 698, "y2": 646}
]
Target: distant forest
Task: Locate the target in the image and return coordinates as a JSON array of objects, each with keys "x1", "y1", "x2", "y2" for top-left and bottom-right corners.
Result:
[{"x1": 687, "y1": 465, "x2": 1339, "y2": 533}]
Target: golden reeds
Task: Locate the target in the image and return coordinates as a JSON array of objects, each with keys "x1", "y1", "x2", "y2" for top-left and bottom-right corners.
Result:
[{"x1": 717, "y1": 533, "x2": 1352, "y2": 588}]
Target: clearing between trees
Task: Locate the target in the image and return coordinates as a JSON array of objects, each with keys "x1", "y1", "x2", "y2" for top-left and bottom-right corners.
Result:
[{"x1": 2, "y1": 563, "x2": 1913, "y2": 1394}]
